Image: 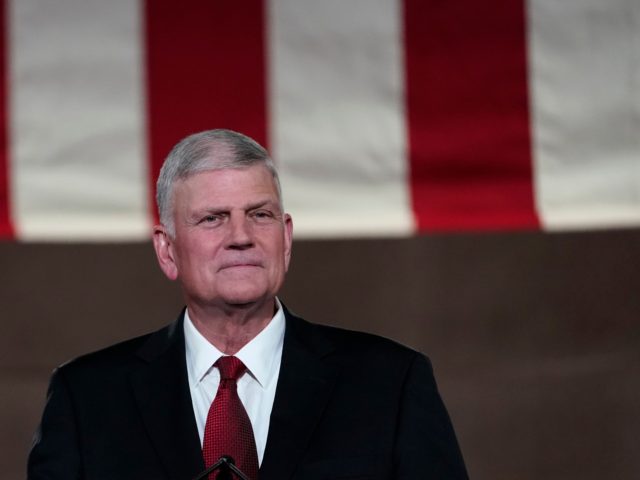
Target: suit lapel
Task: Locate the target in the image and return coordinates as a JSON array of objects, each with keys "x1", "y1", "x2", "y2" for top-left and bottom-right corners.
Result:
[
  {"x1": 129, "y1": 315, "x2": 205, "y2": 480},
  {"x1": 259, "y1": 311, "x2": 339, "y2": 480}
]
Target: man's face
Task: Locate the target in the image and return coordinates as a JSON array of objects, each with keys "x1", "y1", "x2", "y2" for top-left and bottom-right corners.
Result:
[{"x1": 153, "y1": 164, "x2": 293, "y2": 311}]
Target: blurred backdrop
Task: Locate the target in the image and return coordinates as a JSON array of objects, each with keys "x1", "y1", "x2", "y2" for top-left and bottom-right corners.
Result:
[{"x1": 1, "y1": 1, "x2": 639, "y2": 479}]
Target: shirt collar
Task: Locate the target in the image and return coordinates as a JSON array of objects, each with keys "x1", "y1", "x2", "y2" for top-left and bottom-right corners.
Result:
[{"x1": 184, "y1": 299, "x2": 285, "y2": 389}]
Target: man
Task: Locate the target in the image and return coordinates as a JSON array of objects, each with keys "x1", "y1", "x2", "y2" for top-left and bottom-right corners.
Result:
[{"x1": 28, "y1": 129, "x2": 468, "y2": 479}]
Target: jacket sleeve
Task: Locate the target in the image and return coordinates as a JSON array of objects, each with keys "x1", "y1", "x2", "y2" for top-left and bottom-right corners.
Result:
[
  {"x1": 27, "y1": 368, "x2": 82, "y2": 480},
  {"x1": 393, "y1": 353, "x2": 469, "y2": 479}
]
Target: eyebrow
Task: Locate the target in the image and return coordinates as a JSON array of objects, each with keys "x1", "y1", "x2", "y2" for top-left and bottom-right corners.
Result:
[
  {"x1": 245, "y1": 200, "x2": 278, "y2": 211},
  {"x1": 192, "y1": 199, "x2": 279, "y2": 216}
]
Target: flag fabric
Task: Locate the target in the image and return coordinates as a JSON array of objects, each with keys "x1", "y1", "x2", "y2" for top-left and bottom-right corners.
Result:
[{"x1": 0, "y1": 0, "x2": 638, "y2": 241}]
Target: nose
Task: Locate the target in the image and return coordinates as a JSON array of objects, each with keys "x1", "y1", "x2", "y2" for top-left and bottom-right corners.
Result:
[{"x1": 226, "y1": 214, "x2": 253, "y2": 249}]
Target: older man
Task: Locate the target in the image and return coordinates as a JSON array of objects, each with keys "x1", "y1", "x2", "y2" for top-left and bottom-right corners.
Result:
[{"x1": 28, "y1": 129, "x2": 468, "y2": 480}]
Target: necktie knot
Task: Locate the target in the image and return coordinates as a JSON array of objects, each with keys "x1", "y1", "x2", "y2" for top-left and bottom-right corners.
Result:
[{"x1": 216, "y1": 355, "x2": 246, "y2": 381}]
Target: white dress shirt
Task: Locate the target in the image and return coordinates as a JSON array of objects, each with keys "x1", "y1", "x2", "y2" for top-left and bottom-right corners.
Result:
[{"x1": 183, "y1": 301, "x2": 285, "y2": 465}]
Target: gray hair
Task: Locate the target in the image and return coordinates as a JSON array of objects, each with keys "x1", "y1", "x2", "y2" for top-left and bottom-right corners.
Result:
[{"x1": 156, "y1": 129, "x2": 282, "y2": 236}]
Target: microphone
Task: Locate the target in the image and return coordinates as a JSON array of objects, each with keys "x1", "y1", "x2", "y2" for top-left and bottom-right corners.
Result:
[{"x1": 191, "y1": 455, "x2": 251, "y2": 480}]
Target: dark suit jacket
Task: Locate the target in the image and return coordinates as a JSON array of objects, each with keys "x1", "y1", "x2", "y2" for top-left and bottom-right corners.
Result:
[{"x1": 28, "y1": 307, "x2": 468, "y2": 479}]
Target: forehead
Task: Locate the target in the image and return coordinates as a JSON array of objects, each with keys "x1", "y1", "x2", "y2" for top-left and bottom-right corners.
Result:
[{"x1": 173, "y1": 165, "x2": 280, "y2": 205}]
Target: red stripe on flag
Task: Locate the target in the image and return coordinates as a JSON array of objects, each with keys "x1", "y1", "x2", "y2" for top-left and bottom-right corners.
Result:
[
  {"x1": 404, "y1": 0, "x2": 539, "y2": 231},
  {"x1": 144, "y1": 0, "x2": 268, "y2": 222},
  {"x1": 0, "y1": 0, "x2": 13, "y2": 239}
]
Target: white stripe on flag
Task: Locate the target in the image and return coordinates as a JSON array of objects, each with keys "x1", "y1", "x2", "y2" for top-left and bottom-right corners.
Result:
[
  {"x1": 9, "y1": 0, "x2": 149, "y2": 240},
  {"x1": 268, "y1": 0, "x2": 413, "y2": 238},
  {"x1": 528, "y1": 0, "x2": 640, "y2": 230}
]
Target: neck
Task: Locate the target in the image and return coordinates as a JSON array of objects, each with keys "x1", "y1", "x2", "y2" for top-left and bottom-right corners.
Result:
[{"x1": 186, "y1": 298, "x2": 276, "y2": 355}]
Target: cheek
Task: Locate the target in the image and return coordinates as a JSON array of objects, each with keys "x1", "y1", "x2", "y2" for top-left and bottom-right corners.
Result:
[
  {"x1": 273, "y1": 239, "x2": 290, "y2": 273},
  {"x1": 176, "y1": 240, "x2": 215, "y2": 273}
]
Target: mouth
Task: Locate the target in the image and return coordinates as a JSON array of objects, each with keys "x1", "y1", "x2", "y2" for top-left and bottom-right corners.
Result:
[{"x1": 218, "y1": 261, "x2": 262, "y2": 271}]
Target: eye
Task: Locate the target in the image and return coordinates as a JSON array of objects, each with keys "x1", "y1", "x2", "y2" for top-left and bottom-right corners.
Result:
[
  {"x1": 199, "y1": 214, "x2": 222, "y2": 224},
  {"x1": 251, "y1": 209, "x2": 275, "y2": 222}
]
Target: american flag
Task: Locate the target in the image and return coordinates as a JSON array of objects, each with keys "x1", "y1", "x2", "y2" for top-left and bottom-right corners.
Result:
[{"x1": 0, "y1": 0, "x2": 638, "y2": 241}]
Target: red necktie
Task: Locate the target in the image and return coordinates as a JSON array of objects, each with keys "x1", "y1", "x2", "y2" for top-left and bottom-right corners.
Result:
[{"x1": 202, "y1": 356, "x2": 259, "y2": 480}]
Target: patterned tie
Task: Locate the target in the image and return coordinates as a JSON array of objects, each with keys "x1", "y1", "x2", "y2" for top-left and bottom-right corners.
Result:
[{"x1": 202, "y1": 356, "x2": 259, "y2": 480}]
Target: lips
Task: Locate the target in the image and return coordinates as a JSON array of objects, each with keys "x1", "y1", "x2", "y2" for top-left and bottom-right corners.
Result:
[{"x1": 218, "y1": 258, "x2": 263, "y2": 271}]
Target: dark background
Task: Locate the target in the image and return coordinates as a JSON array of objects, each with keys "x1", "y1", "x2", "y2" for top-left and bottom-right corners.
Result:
[{"x1": 2, "y1": 229, "x2": 640, "y2": 479}]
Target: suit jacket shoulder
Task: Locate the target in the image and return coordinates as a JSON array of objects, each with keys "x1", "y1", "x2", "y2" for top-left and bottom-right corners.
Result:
[
  {"x1": 58, "y1": 316, "x2": 182, "y2": 372},
  {"x1": 260, "y1": 308, "x2": 469, "y2": 480},
  {"x1": 28, "y1": 313, "x2": 204, "y2": 480}
]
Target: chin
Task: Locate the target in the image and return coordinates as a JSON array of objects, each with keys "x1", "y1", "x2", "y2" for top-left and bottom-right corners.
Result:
[{"x1": 219, "y1": 289, "x2": 270, "y2": 307}]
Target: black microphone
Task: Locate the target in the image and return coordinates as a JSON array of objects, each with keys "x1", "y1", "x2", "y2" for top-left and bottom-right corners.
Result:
[{"x1": 191, "y1": 455, "x2": 251, "y2": 480}]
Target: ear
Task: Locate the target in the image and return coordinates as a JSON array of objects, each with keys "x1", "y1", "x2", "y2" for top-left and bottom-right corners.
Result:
[
  {"x1": 152, "y1": 224, "x2": 179, "y2": 280},
  {"x1": 283, "y1": 213, "x2": 293, "y2": 272}
]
